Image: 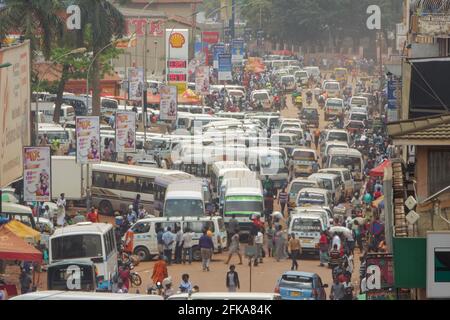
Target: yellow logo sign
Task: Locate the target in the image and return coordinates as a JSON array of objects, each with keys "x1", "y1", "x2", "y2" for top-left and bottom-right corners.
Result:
[{"x1": 169, "y1": 32, "x2": 185, "y2": 48}]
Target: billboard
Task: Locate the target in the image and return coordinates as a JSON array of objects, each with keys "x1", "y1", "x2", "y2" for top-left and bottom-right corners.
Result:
[
  {"x1": 360, "y1": 253, "x2": 394, "y2": 293},
  {"x1": 115, "y1": 111, "x2": 136, "y2": 153},
  {"x1": 159, "y1": 85, "x2": 177, "y2": 121},
  {"x1": 23, "y1": 147, "x2": 51, "y2": 202},
  {"x1": 231, "y1": 39, "x2": 245, "y2": 63},
  {"x1": 127, "y1": 67, "x2": 144, "y2": 101},
  {"x1": 202, "y1": 31, "x2": 219, "y2": 44},
  {"x1": 0, "y1": 41, "x2": 31, "y2": 187},
  {"x1": 427, "y1": 231, "x2": 450, "y2": 298},
  {"x1": 76, "y1": 116, "x2": 101, "y2": 164},
  {"x1": 213, "y1": 44, "x2": 226, "y2": 69},
  {"x1": 218, "y1": 53, "x2": 232, "y2": 81},
  {"x1": 195, "y1": 66, "x2": 210, "y2": 95}
]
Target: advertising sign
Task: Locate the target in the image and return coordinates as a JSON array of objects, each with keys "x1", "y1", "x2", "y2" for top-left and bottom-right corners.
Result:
[
  {"x1": 202, "y1": 31, "x2": 219, "y2": 44},
  {"x1": 127, "y1": 67, "x2": 144, "y2": 101},
  {"x1": 213, "y1": 44, "x2": 226, "y2": 69},
  {"x1": 427, "y1": 231, "x2": 450, "y2": 298},
  {"x1": 23, "y1": 147, "x2": 51, "y2": 202},
  {"x1": 159, "y1": 85, "x2": 177, "y2": 121},
  {"x1": 218, "y1": 53, "x2": 232, "y2": 81},
  {"x1": 166, "y1": 29, "x2": 188, "y2": 94},
  {"x1": 418, "y1": 15, "x2": 450, "y2": 38},
  {"x1": 0, "y1": 41, "x2": 31, "y2": 187},
  {"x1": 231, "y1": 39, "x2": 245, "y2": 63},
  {"x1": 360, "y1": 253, "x2": 394, "y2": 293},
  {"x1": 195, "y1": 66, "x2": 210, "y2": 95},
  {"x1": 76, "y1": 116, "x2": 101, "y2": 164},
  {"x1": 115, "y1": 111, "x2": 136, "y2": 153}
]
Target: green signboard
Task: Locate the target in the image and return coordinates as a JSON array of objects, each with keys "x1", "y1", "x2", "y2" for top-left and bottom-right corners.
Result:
[{"x1": 393, "y1": 237, "x2": 426, "y2": 288}]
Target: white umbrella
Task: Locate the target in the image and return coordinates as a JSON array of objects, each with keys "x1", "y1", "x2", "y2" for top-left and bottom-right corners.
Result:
[{"x1": 329, "y1": 226, "x2": 352, "y2": 238}]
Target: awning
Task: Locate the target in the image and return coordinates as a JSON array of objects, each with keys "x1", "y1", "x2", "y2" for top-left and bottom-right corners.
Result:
[
  {"x1": 0, "y1": 226, "x2": 42, "y2": 261},
  {"x1": 372, "y1": 195, "x2": 385, "y2": 209},
  {"x1": 4, "y1": 220, "x2": 41, "y2": 243},
  {"x1": 369, "y1": 160, "x2": 391, "y2": 177}
]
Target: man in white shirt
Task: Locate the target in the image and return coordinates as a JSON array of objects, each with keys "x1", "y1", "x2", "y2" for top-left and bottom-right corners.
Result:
[
  {"x1": 332, "y1": 233, "x2": 341, "y2": 250},
  {"x1": 56, "y1": 193, "x2": 66, "y2": 227},
  {"x1": 182, "y1": 228, "x2": 194, "y2": 265},
  {"x1": 304, "y1": 131, "x2": 312, "y2": 148},
  {"x1": 254, "y1": 230, "x2": 264, "y2": 266}
]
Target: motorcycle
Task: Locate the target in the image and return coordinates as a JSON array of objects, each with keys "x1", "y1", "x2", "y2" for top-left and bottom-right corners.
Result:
[{"x1": 306, "y1": 95, "x2": 313, "y2": 106}]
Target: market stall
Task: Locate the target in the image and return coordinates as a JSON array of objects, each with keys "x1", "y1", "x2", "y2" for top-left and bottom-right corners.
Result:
[
  {"x1": 3, "y1": 220, "x2": 41, "y2": 245},
  {"x1": 369, "y1": 160, "x2": 391, "y2": 177}
]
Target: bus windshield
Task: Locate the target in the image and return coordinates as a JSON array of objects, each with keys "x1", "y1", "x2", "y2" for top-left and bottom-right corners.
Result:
[
  {"x1": 350, "y1": 113, "x2": 367, "y2": 121},
  {"x1": 164, "y1": 199, "x2": 204, "y2": 217},
  {"x1": 51, "y1": 235, "x2": 102, "y2": 260},
  {"x1": 298, "y1": 193, "x2": 325, "y2": 205},
  {"x1": 330, "y1": 155, "x2": 362, "y2": 171},
  {"x1": 292, "y1": 151, "x2": 315, "y2": 161},
  {"x1": 224, "y1": 200, "x2": 263, "y2": 213},
  {"x1": 290, "y1": 183, "x2": 314, "y2": 197},
  {"x1": 328, "y1": 132, "x2": 347, "y2": 142}
]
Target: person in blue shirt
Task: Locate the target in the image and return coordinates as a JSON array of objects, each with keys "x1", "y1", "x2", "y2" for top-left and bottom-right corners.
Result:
[
  {"x1": 162, "y1": 227, "x2": 175, "y2": 265},
  {"x1": 179, "y1": 273, "x2": 192, "y2": 293}
]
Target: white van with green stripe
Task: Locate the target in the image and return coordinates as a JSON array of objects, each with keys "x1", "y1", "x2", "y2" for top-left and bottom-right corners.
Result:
[{"x1": 223, "y1": 179, "x2": 264, "y2": 234}]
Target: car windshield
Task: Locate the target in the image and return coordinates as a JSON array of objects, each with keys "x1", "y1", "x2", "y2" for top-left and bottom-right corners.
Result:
[
  {"x1": 253, "y1": 93, "x2": 269, "y2": 100},
  {"x1": 51, "y1": 235, "x2": 102, "y2": 261},
  {"x1": 351, "y1": 98, "x2": 367, "y2": 105},
  {"x1": 351, "y1": 114, "x2": 367, "y2": 121},
  {"x1": 330, "y1": 155, "x2": 362, "y2": 171},
  {"x1": 292, "y1": 151, "x2": 315, "y2": 160},
  {"x1": 303, "y1": 109, "x2": 318, "y2": 116},
  {"x1": 291, "y1": 218, "x2": 323, "y2": 232},
  {"x1": 282, "y1": 77, "x2": 294, "y2": 84},
  {"x1": 164, "y1": 199, "x2": 204, "y2": 217},
  {"x1": 325, "y1": 83, "x2": 339, "y2": 90},
  {"x1": 328, "y1": 132, "x2": 347, "y2": 141},
  {"x1": 348, "y1": 122, "x2": 364, "y2": 128},
  {"x1": 290, "y1": 183, "x2": 314, "y2": 196},
  {"x1": 298, "y1": 193, "x2": 325, "y2": 205},
  {"x1": 279, "y1": 274, "x2": 314, "y2": 289},
  {"x1": 326, "y1": 100, "x2": 343, "y2": 107}
]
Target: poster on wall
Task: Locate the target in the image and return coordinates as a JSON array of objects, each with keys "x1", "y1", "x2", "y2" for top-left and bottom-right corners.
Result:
[
  {"x1": 0, "y1": 41, "x2": 31, "y2": 187},
  {"x1": 76, "y1": 116, "x2": 101, "y2": 164},
  {"x1": 115, "y1": 111, "x2": 136, "y2": 153},
  {"x1": 23, "y1": 147, "x2": 51, "y2": 202},
  {"x1": 195, "y1": 66, "x2": 210, "y2": 95},
  {"x1": 360, "y1": 253, "x2": 394, "y2": 293},
  {"x1": 159, "y1": 85, "x2": 177, "y2": 121},
  {"x1": 128, "y1": 67, "x2": 144, "y2": 101}
]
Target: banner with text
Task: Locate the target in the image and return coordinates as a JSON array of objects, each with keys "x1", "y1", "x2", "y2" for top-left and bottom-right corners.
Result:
[
  {"x1": 159, "y1": 85, "x2": 178, "y2": 121},
  {"x1": 213, "y1": 44, "x2": 226, "y2": 69},
  {"x1": 128, "y1": 67, "x2": 144, "y2": 101},
  {"x1": 23, "y1": 147, "x2": 51, "y2": 202},
  {"x1": 195, "y1": 66, "x2": 210, "y2": 95},
  {"x1": 231, "y1": 39, "x2": 245, "y2": 63},
  {"x1": 218, "y1": 53, "x2": 232, "y2": 81},
  {"x1": 76, "y1": 116, "x2": 101, "y2": 164},
  {"x1": 0, "y1": 41, "x2": 31, "y2": 187},
  {"x1": 115, "y1": 111, "x2": 136, "y2": 153}
]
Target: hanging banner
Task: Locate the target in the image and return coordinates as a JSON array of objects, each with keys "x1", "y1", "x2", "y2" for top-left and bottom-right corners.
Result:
[
  {"x1": 76, "y1": 116, "x2": 101, "y2": 164},
  {"x1": 115, "y1": 111, "x2": 136, "y2": 153},
  {"x1": 202, "y1": 31, "x2": 219, "y2": 44},
  {"x1": 0, "y1": 41, "x2": 31, "y2": 187},
  {"x1": 23, "y1": 147, "x2": 51, "y2": 202},
  {"x1": 127, "y1": 67, "x2": 144, "y2": 101},
  {"x1": 195, "y1": 66, "x2": 210, "y2": 95},
  {"x1": 218, "y1": 53, "x2": 232, "y2": 81},
  {"x1": 231, "y1": 39, "x2": 245, "y2": 63},
  {"x1": 159, "y1": 85, "x2": 177, "y2": 121},
  {"x1": 213, "y1": 44, "x2": 226, "y2": 69}
]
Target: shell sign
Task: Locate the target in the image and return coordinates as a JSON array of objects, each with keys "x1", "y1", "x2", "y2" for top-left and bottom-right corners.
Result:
[
  {"x1": 169, "y1": 32, "x2": 185, "y2": 48},
  {"x1": 165, "y1": 29, "x2": 189, "y2": 60}
]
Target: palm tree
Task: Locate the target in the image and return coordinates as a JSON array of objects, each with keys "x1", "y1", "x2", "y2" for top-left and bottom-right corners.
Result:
[
  {"x1": 0, "y1": 0, "x2": 63, "y2": 59},
  {"x1": 76, "y1": 0, "x2": 126, "y2": 116}
]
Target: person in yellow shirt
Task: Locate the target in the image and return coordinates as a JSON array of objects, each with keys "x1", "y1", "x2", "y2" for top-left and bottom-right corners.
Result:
[{"x1": 288, "y1": 233, "x2": 302, "y2": 271}]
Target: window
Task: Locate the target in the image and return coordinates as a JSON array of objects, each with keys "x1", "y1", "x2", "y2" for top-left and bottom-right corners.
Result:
[
  {"x1": 138, "y1": 177, "x2": 154, "y2": 194},
  {"x1": 183, "y1": 221, "x2": 214, "y2": 233},
  {"x1": 428, "y1": 150, "x2": 450, "y2": 195},
  {"x1": 343, "y1": 171, "x2": 352, "y2": 181},
  {"x1": 93, "y1": 171, "x2": 115, "y2": 189},
  {"x1": 51, "y1": 235, "x2": 103, "y2": 260},
  {"x1": 132, "y1": 222, "x2": 151, "y2": 234},
  {"x1": 155, "y1": 222, "x2": 180, "y2": 233},
  {"x1": 291, "y1": 218, "x2": 322, "y2": 232},
  {"x1": 279, "y1": 274, "x2": 313, "y2": 289},
  {"x1": 116, "y1": 174, "x2": 137, "y2": 192},
  {"x1": 105, "y1": 230, "x2": 114, "y2": 257},
  {"x1": 164, "y1": 199, "x2": 204, "y2": 217}
]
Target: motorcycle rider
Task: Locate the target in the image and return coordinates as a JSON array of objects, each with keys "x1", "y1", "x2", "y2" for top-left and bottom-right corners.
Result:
[{"x1": 306, "y1": 90, "x2": 313, "y2": 105}]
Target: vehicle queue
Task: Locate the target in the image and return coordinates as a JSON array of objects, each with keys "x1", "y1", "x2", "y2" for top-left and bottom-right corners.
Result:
[{"x1": 1, "y1": 52, "x2": 390, "y2": 301}]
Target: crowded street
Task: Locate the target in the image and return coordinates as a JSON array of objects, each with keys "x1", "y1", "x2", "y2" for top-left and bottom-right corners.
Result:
[{"x1": 1, "y1": 0, "x2": 450, "y2": 304}]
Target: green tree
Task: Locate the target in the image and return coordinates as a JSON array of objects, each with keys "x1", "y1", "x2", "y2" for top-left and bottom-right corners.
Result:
[
  {"x1": 0, "y1": 0, "x2": 63, "y2": 58},
  {"x1": 75, "y1": 0, "x2": 126, "y2": 116}
]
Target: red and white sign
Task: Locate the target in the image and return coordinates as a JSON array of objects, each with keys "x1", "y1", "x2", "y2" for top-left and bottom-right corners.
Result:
[
  {"x1": 126, "y1": 19, "x2": 164, "y2": 37},
  {"x1": 202, "y1": 31, "x2": 219, "y2": 44}
]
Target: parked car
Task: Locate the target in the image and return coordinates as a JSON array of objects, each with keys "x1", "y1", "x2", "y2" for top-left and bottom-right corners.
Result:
[{"x1": 275, "y1": 271, "x2": 328, "y2": 300}]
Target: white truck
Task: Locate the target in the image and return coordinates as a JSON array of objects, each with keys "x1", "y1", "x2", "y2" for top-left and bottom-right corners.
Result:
[{"x1": 51, "y1": 156, "x2": 87, "y2": 201}]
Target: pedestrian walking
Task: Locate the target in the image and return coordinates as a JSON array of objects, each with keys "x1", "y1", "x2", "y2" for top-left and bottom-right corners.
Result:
[
  {"x1": 330, "y1": 277, "x2": 346, "y2": 300},
  {"x1": 319, "y1": 231, "x2": 329, "y2": 267},
  {"x1": 182, "y1": 227, "x2": 194, "y2": 264},
  {"x1": 162, "y1": 227, "x2": 175, "y2": 265},
  {"x1": 254, "y1": 228, "x2": 264, "y2": 266},
  {"x1": 266, "y1": 223, "x2": 275, "y2": 257},
  {"x1": 133, "y1": 194, "x2": 141, "y2": 214},
  {"x1": 56, "y1": 193, "x2": 66, "y2": 227},
  {"x1": 151, "y1": 255, "x2": 168, "y2": 285},
  {"x1": 174, "y1": 226, "x2": 183, "y2": 264},
  {"x1": 225, "y1": 265, "x2": 240, "y2": 293},
  {"x1": 199, "y1": 229, "x2": 214, "y2": 271},
  {"x1": 314, "y1": 128, "x2": 320, "y2": 149},
  {"x1": 288, "y1": 233, "x2": 302, "y2": 270},
  {"x1": 278, "y1": 188, "x2": 288, "y2": 216},
  {"x1": 227, "y1": 214, "x2": 239, "y2": 248},
  {"x1": 274, "y1": 225, "x2": 285, "y2": 262},
  {"x1": 305, "y1": 130, "x2": 312, "y2": 148},
  {"x1": 225, "y1": 232, "x2": 243, "y2": 265},
  {"x1": 86, "y1": 207, "x2": 100, "y2": 223},
  {"x1": 156, "y1": 227, "x2": 164, "y2": 256}
]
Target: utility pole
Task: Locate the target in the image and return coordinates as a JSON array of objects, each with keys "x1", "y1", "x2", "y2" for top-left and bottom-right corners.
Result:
[
  {"x1": 230, "y1": 0, "x2": 236, "y2": 39},
  {"x1": 143, "y1": 21, "x2": 148, "y2": 143}
]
